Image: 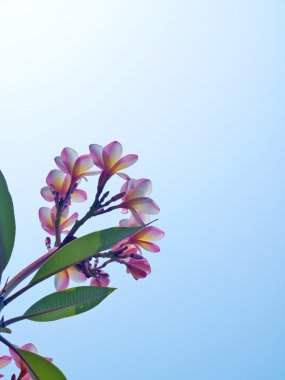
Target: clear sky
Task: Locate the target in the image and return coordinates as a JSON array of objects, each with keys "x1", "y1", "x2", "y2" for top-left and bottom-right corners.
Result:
[{"x1": 0, "y1": 0, "x2": 285, "y2": 379}]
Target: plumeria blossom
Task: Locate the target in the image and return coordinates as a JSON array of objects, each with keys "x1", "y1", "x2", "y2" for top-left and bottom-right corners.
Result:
[
  {"x1": 0, "y1": 355, "x2": 12, "y2": 378},
  {"x1": 124, "y1": 257, "x2": 151, "y2": 280},
  {"x1": 55, "y1": 147, "x2": 99, "y2": 182},
  {"x1": 119, "y1": 179, "x2": 160, "y2": 223},
  {"x1": 90, "y1": 270, "x2": 110, "y2": 287},
  {"x1": 41, "y1": 169, "x2": 87, "y2": 204},
  {"x1": 55, "y1": 266, "x2": 87, "y2": 291},
  {"x1": 89, "y1": 141, "x2": 138, "y2": 182},
  {"x1": 1, "y1": 344, "x2": 52, "y2": 380},
  {"x1": 117, "y1": 214, "x2": 165, "y2": 253},
  {"x1": 39, "y1": 206, "x2": 78, "y2": 236},
  {"x1": 114, "y1": 246, "x2": 151, "y2": 280}
]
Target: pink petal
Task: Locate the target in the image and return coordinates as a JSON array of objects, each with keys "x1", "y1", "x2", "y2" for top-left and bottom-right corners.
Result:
[
  {"x1": 125, "y1": 257, "x2": 151, "y2": 280},
  {"x1": 40, "y1": 186, "x2": 54, "y2": 202},
  {"x1": 102, "y1": 141, "x2": 122, "y2": 170},
  {"x1": 71, "y1": 189, "x2": 87, "y2": 202},
  {"x1": 54, "y1": 156, "x2": 69, "y2": 174},
  {"x1": 61, "y1": 206, "x2": 69, "y2": 220},
  {"x1": 60, "y1": 212, "x2": 78, "y2": 231},
  {"x1": 136, "y1": 241, "x2": 160, "y2": 252},
  {"x1": 61, "y1": 147, "x2": 78, "y2": 174},
  {"x1": 89, "y1": 144, "x2": 104, "y2": 169},
  {"x1": 60, "y1": 173, "x2": 72, "y2": 195},
  {"x1": 133, "y1": 226, "x2": 165, "y2": 242},
  {"x1": 111, "y1": 154, "x2": 138, "y2": 173},
  {"x1": 21, "y1": 344, "x2": 37, "y2": 354},
  {"x1": 55, "y1": 270, "x2": 69, "y2": 291},
  {"x1": 117, "y1": 172, "x2": 131, "y2": 180},
  {"x1": 125, "y1": 179, "x2": 152, "y2": 200},
  {"x1": 46, "y1": 170, "x2": 67, "y2": 192},
  {"x1": 68, "y1": 266, "x2": 87, "y2": 283},
  {"x1": 39, "y1": 207, "x2": 53, "y2": 228},
  {"x1": 72, "y1": 154, "x2": 94, "y2": 179},
  {"x1": 90, "y1": 276, "x2": 110, "y2": 287},
  {"x1": 0, "y1": 356, "x2": 11, "y2": 369},
  {"x1": 119, "y1": 213, "x2": 149, "y2": 227},
  {"x1": 21, "y1": 374, "x2": 32, "y2": 380},
  {"x1": 126, "y1": 197, "x2": 160, "y2": 214},
  {"x1": 9, "y1": 347, "x2": 21, "y2": 369},
  {"x1": 42, "y1": 226, "x2": 55, "y2": 236},
  {"x1": 119, "y1": 218, "x2": 130, "y2": 227}
]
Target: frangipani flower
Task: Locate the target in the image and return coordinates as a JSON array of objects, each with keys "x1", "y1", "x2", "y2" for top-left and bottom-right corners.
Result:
[
  {"x1": 114, "y1": 246, "x2": 151, "y2": 280},
  {"x1": 1, "y1": 344, "x2": 52, "y2": 380},
  {"x1": 118, "y1": 215, "x2": 164, "y2": 252},
  {"x1": 120, "y1": 179, "x2": 160, "y2": 223},
  {"x1": 124, "y1": 257, "x2": 151, "y2": 280},
  {"x1": 55, "y1": 147, "x2": 99, "y2": 181},
  {"x1": 10, "y1": 344, "x2": 52, "y2": 380},
  {"x1": 41, "y1": 169, "x2": 87, "y2": 203},
  {"x1": 55, "y1": 266, "x2": 87, "y2": 291},
  {"x1": 39, "y1": 206, "x2": 78, "y2": 236},
  {"x1": 122, "y1": 227, "x2": 165, "y2": 253},
  {"x1": 90, "y1": 270, "x2": 110, "y2": 287},
  {"x1": 0, "y1": 355, "x2": 12, "y2": 378},
  {"x1": 89, "y1": 141, "x2": 138, "y2": 181}
]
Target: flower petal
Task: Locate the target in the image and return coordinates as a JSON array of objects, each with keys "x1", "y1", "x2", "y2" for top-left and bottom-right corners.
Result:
[
  {"x1": 55, "y1": 270, "x2": 69, "y2": 291},
  {"x1": 39, "y1": 207, "x2": 53, "y2": 229},
  {"x1": 117, "y1": 172, "x2": 131, "y2": 180},
  {"x1": 0, "y1": 356, "x2": 11, "y2": 369},
  {"x1": 102, "y1": 141, "x2": 122, "y2": 170},
  {"x1": 136, "y1": 241, "x2": 161, "y2": 252},
  {"x1": 90, "y1": 276, "x2": 110, "y2": 287},
  {"x1": 71, "y1": 189, "x2": 87, "y2": 202},
  {"x1": 40, "y1": 186, "x2": 54, "y2": 202},
  {"x1": 126, "y1": 197, "x2": 160, "y2": 214},
  {"x1": 125, "y1": 179, "x2": 152, "y2": 200},
  {"x1": 21, "y1": 344, "x2": 37, "y2": 354},
  {"x1": 72, "y1": 155, "x2": 94, "y2": 179},
  {"x1": 89, "y1": 144, "x2": 104, "y2": 169},
  {"x1": 133, "y1": 226, "x2": 165, "y2": 242},
  {"x1": 46, "y1": 170, "x2": 67, "y2": 192},
  {"x1": 60, "y1": 212, "x2": 78, "y2": 231},
  {"x1": 125, "y1": 257, "x2": 151, "y2": 280},
  {"x1": 61, "y1": 147, "x2": 78, "y2": 174},
  {"x1": 54, "y1": 156, "x2": 68, "y2": 174},
  {"x1": 68, "y1": 266, "x2": 87, "y2": 283},
  {"x1": 112, "y1": 154, "x2": 138, "y2": 173}
]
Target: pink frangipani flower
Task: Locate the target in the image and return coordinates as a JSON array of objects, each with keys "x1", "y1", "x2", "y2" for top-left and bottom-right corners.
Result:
[
  {"x1": 90, "y1": 270, "x2": 110, "y2": 287},
  {"x1": 55, "y1": 147, "x2": 99, "y2": 182},
  {"x1": 123, "y1": 256, "x2": 151, "y2": 280},
  {"x1": 41, "y1": 169, "x2": 87, "y2": 203},
  {"x1": 122, "y1": 226, "x2": 165, "y2": 253},
  {"x1": 54, "y1": 266, "x2": 87, "y2": 291},
  {"x1": 89, "y1": 141, "x2": 138, "y2": 182},
  {"x1": 39, "y1": 206, "x2": 78, "y2": 236},
  {"x1": 8, "y1": 343, "x2": 52, "y2": 380},
  {"x1": 119, "y1": 179, "x2": 160, "y2": 223}
]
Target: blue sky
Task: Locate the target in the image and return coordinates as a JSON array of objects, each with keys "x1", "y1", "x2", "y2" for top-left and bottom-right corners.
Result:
[{"x1": 0, "y1": 0, "x2": 285, "y2": 379}]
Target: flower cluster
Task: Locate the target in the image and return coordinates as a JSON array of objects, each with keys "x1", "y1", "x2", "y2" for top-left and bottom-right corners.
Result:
[
  {"x1": 39, "y1": 141, "x2": 164, "y2": 291},
  {"x1": 0, "y1": 344, "x2": 52, "y2": 379}
]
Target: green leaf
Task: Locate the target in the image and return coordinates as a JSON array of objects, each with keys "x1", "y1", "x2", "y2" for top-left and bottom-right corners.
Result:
[
  {"x1": 0, "y1": 327, "x2": 11, "y2": 334},
  {"x1": 0, "y1": 171, "x2": 16, "y2": 279},
  {"x1": 17, "y1": 349, "x2": 66, "y2": 380},
  {"x1": 23, "y1": 286, "x2": 115, "y2": 322},
  {"x1": 30, "y1": 226, "x2": 142, "y2": 286}
]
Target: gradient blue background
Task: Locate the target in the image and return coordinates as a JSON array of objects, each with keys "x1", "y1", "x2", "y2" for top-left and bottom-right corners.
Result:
[{"x1": 0, "y1": 0, "x2": 285, "y2": 379}]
